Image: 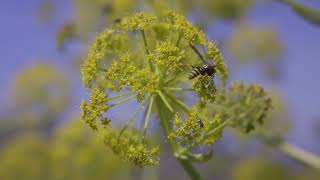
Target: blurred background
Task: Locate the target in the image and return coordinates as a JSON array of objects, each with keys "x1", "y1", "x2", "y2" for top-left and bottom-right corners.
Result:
[{"x1": 0, "y1": 0, "x2": 319, "y2": 179}]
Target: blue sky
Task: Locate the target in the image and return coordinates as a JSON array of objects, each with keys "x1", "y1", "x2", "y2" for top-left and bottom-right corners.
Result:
[{"x1": 0, "y1": 0, "x2": 319, "y2": 153}]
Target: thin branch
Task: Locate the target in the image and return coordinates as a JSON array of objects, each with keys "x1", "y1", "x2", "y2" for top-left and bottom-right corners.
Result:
[
  {"x1": 196, "y1": 119, "x2": 232, "y2": 147},
  {"x1": 165, "y1": 87, "x2": 194, "y2": 92},
  {"x1": 189, "y1": 43, "x2": 206, "y2": 64},
  {"x1": 207, "y1": 119, "x2": 231, "y2": 137},
  {"x1": 97, "y1": 67, "x2": 108, "y2": 72},
  {"x1": 109, "y1": 94, "x2": 136, "y2": 108},
  {"x1": 157, "y1": 90, "x2": 174, "y2": 112},
  {"x1": 141, "y1": 30, "x2": 154, "y2": 72},
  {"x1": 177, "y1": 159, "x2": 203, "y2": 180},
  {"x1": 176, "y1": 33, "x2": 182, "y2": 47},
  {"x1": 106, "y1": 91, "x2": 136, "y2": 101},
  {"x1": 278, "y1": 142, "x2": 320, "y2": 170},
  {"x1": 141, "y1": 30, "x2": 150, "y2": 54},
  {"x1": 164, "y1": 73, "x2": 186, "y2": 86},
  {"x1": 162, "y1": 90, "x2": 190, "y2": 114},
  {"x1": 142, "y1": 96, "x2": 154, "y2": 140},
  {"x1": 139, "y1": 107, "x2": 148, "y2": 132},
  {"x1": 118, "y1": 96, "x2": 150, "y2": 138},
  {"x1": 261, "y1": 136, "x2": 320, "y2": 171}
]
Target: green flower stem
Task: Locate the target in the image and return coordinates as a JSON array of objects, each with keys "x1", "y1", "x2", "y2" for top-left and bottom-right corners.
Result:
[
  {"x1": 162, "y1": 90, "x2": 190, "y2": 114},
  {"x1": 264, "y1": 140, "x2": 320, "y2": 171},
  {"x1": 106, "y1": 91, "x2": 136, "y2": 101},
  {"x1": 139, "y1": 106, "x2": 148, "y2": 132},
  {"x1": 165, "y1": 87, "x2": 194, "y2": 92},
  {"x1": 142, "y1": 96, "x2": 154, "y2": 140},
  {"x1": 157, "y1": 90, "x2": 174, "y2": 112},
  {"x1": 164, "y1": 73, "x2": 185, "y2": 86},
  {"x1": 277, "y1": 0, "x2": 320, "y2": 26},
  {"x1": 197, "y1": 118, "x2": 232, "y2": 146},
  {"x1": 97, "y1": 67, "x2": 108, "y2": 72},
  {"x1": 155, "y1": 96, "x2": 202, "y2": 180},
  {"x1": 176, "y1": 33, "x2": 182, "y2": 47},
  {"x1": 141, "y1": 30, "x2": 150, "y2": 54},
  {"x1": 118, "y1": 96, "x2": 150, "y2": 138},
  {"x1": 109, "y1": 94, "x2": 137, "y2": 108},
  {"x1": 141, "y1": 30, "x2": 154, "y2": 72},
  {"x1": 207, "y1": 118, "x2": 232, "y2": 137},
  {"x1": 189, "y1": 43, "x2": 206, "y2": 64},
  {"x1": 177, "y1": 159, "x2": 203, "y2": 180}
]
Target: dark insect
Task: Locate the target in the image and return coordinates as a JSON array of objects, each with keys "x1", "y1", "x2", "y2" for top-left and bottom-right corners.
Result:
[
  {"x1": 189, "y1": 64, "x2": 215, "y2": 79},
  {"x1": 113, "y1": 18, "x2": 122, "y2": 24},
  {"x1": 197, "y1": 119, "x2": 204, "y2": 128}
]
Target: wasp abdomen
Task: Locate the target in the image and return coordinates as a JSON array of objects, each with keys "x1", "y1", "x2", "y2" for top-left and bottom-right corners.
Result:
[{"x1": 188, "y1": 64, "x2": 215, "y2": 79}]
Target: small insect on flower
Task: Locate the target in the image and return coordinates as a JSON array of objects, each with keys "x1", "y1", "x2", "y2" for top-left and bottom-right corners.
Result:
[
  {"x1": 189, "y1": 64, "x2": 215, "y2": 79},
  {"x1": 197, "y1": 119, "x2": 204, "y2": 128},
  {"x1": 114, "y1": 18, "x2": 122, "y2": 23}
]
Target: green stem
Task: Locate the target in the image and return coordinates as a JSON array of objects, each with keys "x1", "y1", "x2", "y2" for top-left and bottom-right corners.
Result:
[
  {"x1": 154, "y1": 96, "x2": 202, "y2": 180},
  {"x1": 189, "y1": 43, "x2": 206, "y2": 64},
  {"x1": 141, "y1": 30, "x2": 154, "y2": 72},
  {"x1": 142, "y1": 96, "x2": 154, "y2": 140},
  {"x1": 141, "y1": 30, "x2": 150, "y2": 54},
  {"x1": 177, "y1": 159, "x2": 203, "y2": 180},
  {"x1": 106, "y1": 91, "x2": 136, "y2": 101},
  {"x1": 118, "y1": 96, "x2": 150, "y2": 138},
  {"x1": 162, "y1": 90, "x2": 190, "y2": 114},
  {"x1": 139, "y1": 107, "x2": 148, "y2": 132},
  {"x1": 97, "y1": 67, "x2": 108, "y2": 72},
  {"x1": 196, "y1": 118, "x2": 232, "y2": 147},
  {"x1": 207, "y1": 119, "x2": 232, "y2": 137},
  {"x1": 164, "y1": 73, "x2": 185, "y2": 86},
  {"x1": 276, "y1": 0, "x2": 320, "y2": 26},
  {"x1": 261, "y1": 138, "x2": 320, "y2": 171},
  {"x1": 109, "y1": 94, "x2": 137, "y2": 108},
  {"x1": 157, "y1": 90, "x2": 174, "y2": 112},
  {"x1": 278, "y1": 142, "x2": 320, "y2": 170},
  {"x1": 165, "y1": 87, "x2": 194, "y2": 92},
  {"x1": 176, "y1": 33, "x2": 182, "y2": 47}
]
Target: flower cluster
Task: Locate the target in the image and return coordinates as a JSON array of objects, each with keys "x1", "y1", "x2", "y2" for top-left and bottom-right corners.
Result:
[
  {"x1": 80, "y1": 88, "x2": 110, "y2": 130},
  {"x1": 207, "y1": 41, "x2": 228, "y2": 81},
  {"x1": 120, "y1": 12, "x2": 157, "y2": 30},
  {"x1": 169, "y1": 110, "x2": 223, "y2": 148},
  {"x1": 213, "y1": 81, "x2": 272, "y2": 133},
  {"x1": 81, "y1": 29, "x2": 128, "y2": 88},
  {"x1": 193, "y1": 76, "x2": 217, "y2": 107},
  {"x1": 105, "y1": 53, "x2": 138, "y2": 90},
  {"x1": 102, "y1": 128, "x2": 160, "y2": 167},
  {"x1": 166, "y1": 12, "x2": 207, "y2": 45},
  {"x1": 129, "y1": 69, "x2": 159, "y2": 101},
  {"x1": 148, "y1": 39, "x2": 185, "y2": 72},
  {"x1": 106, "y1": 54, "x2": 159, "y2": 101}
]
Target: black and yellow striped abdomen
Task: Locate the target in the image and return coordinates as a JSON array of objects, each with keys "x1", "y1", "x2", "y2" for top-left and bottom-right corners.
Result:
[{"x1": 188, "y1": 64, "x2": 215, "y2": 79}]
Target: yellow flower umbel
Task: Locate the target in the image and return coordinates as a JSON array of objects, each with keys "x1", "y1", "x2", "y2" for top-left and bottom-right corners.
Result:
[
  {"x1": 150, "y1": 39, "x2": 185, "y2": 72},
  {"x1": 103, "y1": 128, "x2": 159, "y2": 167},
  {"x1": 120, "y1": 12, "x2": 157, "y2": 31},
  {"x1": 209, "y1": 81, "x2": 272, "y2": 133},
  {"x1": 80, "y1": 11, "x2": 271, "y2": 169},
  {"x1": 169, "y1": 110, "x2": 223, "y2": 148},
  {"x1": 80, "y1": 88, "x2": 110, "y2": 130}
]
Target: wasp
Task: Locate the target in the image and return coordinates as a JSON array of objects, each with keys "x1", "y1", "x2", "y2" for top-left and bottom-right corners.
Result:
[{"x1": 188, "y1": 64, "x2": 215, "y2": 79}]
